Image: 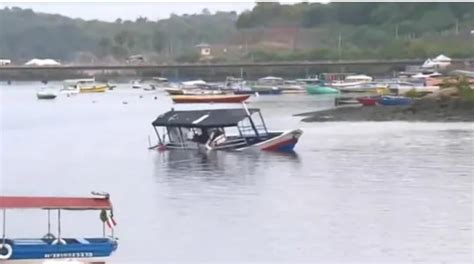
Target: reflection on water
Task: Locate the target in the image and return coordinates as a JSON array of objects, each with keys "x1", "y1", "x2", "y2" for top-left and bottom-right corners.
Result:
[{"x1": 1, "y1": 84, "x2": 473, "y2": 263}]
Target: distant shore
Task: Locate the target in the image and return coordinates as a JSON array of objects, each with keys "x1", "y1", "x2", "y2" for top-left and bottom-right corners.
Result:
[{"x1": 296, "y1": 98, "x2": 474, "y2": 122}]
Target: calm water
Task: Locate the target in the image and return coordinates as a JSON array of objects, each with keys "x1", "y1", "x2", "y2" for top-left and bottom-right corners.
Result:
[{"x1": 1, "y1": 82, "x2": 473, "y2": 263}]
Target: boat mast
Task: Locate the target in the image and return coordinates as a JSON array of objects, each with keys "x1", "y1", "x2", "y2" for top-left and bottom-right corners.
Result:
[
  {"x1": 57, "y1": 209, "x2": 61, "y2": 242},
  {"x1": 47, "y1": 209, "x2": 51, "y2": 236},
  {"x1": 2, "y1": 209, "x2": 5, "y2": 245}
]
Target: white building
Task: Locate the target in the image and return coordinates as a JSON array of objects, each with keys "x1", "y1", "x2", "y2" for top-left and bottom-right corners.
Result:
[{"x1": 196, "y1": 43, "x2": 211, "y2": 57}]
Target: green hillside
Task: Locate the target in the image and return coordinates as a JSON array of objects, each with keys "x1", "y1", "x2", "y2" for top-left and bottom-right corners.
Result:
[{"x1": 1, "y1": 3, "x2": 473, "y2": 63}]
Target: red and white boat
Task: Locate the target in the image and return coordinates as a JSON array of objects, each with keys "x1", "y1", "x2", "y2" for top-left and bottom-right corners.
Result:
[
  {"x1": 150, "y1": 104, "x2": 302, "y2": 153},
  {"x1": 171, "y1": 94, "x2": 250, "y2": 104}
]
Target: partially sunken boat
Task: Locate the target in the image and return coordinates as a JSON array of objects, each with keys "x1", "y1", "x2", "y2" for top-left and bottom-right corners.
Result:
[
  {"x1": 151, "y1": 105, "x2": 302, "y2": 152},
  {"x1": 0, "y1": 192, "x2": 118, "y2": 262}
]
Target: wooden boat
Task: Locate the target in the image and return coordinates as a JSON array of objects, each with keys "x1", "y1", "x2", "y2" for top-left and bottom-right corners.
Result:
[
  {"x1": 306, "y1": 85, "x2": 339, "y2": 95},
  {"x1": 36, "y1": 88, "x2": 57, "y2": 99},
  {"x1": 171, "y1": 94, "x2": 250, "y2": 104},
  {"x1": 0, "y1": 192, "x2": 118, "y2": 262},
  {"x1": 357, "y1": 96, "x2": 379, "y2": 106},
  {"x1": 378, "y1": 96, "x2": 412, "y2": 106},
  {"x1": 150, "y1": 105, "x2": 303, "y2": 153},
  {"x1": 79, "y1": 84, "x2": 108, "y2": 93}
]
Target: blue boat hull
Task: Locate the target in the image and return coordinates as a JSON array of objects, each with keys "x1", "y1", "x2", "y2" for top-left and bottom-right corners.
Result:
[
  {"x1": 378, "y1": 96, "x2": 412, "y2": 106},
  {"x1": 3, "y1": 238, "x2": 117, "y2": 260}
]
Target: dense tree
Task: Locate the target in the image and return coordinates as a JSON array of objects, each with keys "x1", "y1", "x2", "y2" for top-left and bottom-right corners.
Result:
[{"x1": 1, "y1": 3, "x2": 473, "y2": 63}]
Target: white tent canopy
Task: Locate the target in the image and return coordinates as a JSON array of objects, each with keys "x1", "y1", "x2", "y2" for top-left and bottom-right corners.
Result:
[
  {"x1": 25, "y1": 58, "x2": 61, "y2": 66},
  {"x1": 345, "y1": 75, "x2": 373, "y2": 81},
  {"x1": 433, "y1": 54, "x2": 451, "y2": 62}
]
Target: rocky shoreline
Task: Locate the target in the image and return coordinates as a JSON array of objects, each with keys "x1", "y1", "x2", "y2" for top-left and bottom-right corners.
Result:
[{"x1": 296, "y1": 98, "x2": 474, "y2": 122}]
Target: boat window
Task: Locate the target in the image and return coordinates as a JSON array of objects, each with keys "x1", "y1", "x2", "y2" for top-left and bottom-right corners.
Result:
[
  {"x1": 167, "y1": 127, "x2": 182, "y2": 143},
  {"x1": 237, "y1": 114, "x2": 268, "y2": 137}
]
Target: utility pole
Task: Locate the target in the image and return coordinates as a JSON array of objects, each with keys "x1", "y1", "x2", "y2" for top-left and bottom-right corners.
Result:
[
  {"x1": 338, "y1": 33, "x2": 342, "y2": 61},
  {"x1": 455, "y1": 19, "x2": 459, "y2": 35}
]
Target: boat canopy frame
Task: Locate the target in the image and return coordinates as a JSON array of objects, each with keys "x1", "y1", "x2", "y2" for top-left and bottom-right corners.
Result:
[
  {"x1": 1, "y1": 192, "x2": 116, "y2": 249},
  {"x1": 151, "y1": 105, "x2": 269, "y2": 147}
]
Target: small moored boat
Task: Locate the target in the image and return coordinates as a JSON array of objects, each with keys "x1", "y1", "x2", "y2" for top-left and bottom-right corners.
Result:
[
  {"x1": 377, "y1": 96, "x2": 412, "y2": 106},
  {"x1": 0, "y1": 192, "x2": 118, "y2": 262},
  {"x1": 171, "y1": 94, "x2": 250, "y2": 104},
  {"x1": 306, "y1": 85, "x2": 339, "y2": 95},
  {"x1": 36, "y1": 88, "x2": 57, "y2": 100},
  {"x1": 357, "y1": 96, "x2": 379, "y2": 106}
]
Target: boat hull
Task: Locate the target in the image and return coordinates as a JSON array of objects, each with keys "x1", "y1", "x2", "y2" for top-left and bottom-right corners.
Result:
[
  {"x1": 3, "y1": 238, "x2": 117, "y2": 261},
  {"x1": 36, "y1": 94, "x2": 57, "y2": 100},
  {"x1": 164, "y1": 88, "x2": 184, "y2": 95},
  {"x1": 79, "y1": 85, "x2": 107, "y2": 93},
  {"x1": 171, "y1": 94, "x2": 250, "y2": 103},
  {"x1": 306, "y1": 86, "x2": 339, "y2": 95},
  {"x1": 242, "y1": 129, "x2": 303, "y2": 152},
  {"x1": 357, "y1": 96, "x2": 378, "y2": 106},
  {"x1": 378, "y1": 96, "x2": 412, "y2": 106}
]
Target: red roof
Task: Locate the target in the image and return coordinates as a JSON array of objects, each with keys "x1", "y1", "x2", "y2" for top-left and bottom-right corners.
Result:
[{"x1": 0, "y1": 196, "x2": 112, "y2": 210}]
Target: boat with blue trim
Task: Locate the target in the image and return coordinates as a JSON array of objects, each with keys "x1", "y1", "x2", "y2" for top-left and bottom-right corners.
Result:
[
  {"x1": 150, "y1": 104, "x2": 302, "y2": 153},
  {"x1": 377, "y1": 96, "x2": 412, "y2": 106},
  {"x1": 0, "y1": 192, "x2": 118, "y2": 262}
]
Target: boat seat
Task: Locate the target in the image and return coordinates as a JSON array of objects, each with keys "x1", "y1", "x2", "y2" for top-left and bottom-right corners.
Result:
[
  {"x1": 76, "y1": 238, "x2": 90, "y2": 244},
  {"x1": 12, "y1": 239, "x2": 48, "y2": 245}
]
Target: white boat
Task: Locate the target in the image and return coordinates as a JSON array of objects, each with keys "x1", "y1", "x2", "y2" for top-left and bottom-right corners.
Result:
[
  {"x1": 412, "y1": 71, "x2": 442, "y2": 79},
  {"x1": 296, "y1": 76, "x2": 320, "y2": 85},
  {"x1": 328, "y1": 75, "x2": 373, "y2": 88},
  {"x1": 132, "y1": 80, "x2": 142, "y2": 89},
  {"x1": 36, "y1": 87, "x2": 58, "y2": 99},
  {"x1": 147, "y1": 77, "x2": 171, "y2": 90}
]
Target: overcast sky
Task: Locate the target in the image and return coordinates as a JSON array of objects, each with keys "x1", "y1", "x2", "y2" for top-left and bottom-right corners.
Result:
[{"x1": 0, "y1": 2, "x2": 256, "y2": 22}]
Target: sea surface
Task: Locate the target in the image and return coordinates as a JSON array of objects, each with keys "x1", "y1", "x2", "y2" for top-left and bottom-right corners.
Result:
[{"x1": 1, "y1": 82, "x2": 473, "y2": 263}]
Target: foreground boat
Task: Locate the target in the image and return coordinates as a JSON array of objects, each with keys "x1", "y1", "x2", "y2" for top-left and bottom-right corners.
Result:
[
  {"x1": 0, "y1": 192, "x2": 118, "y2": 262},
  {"x1": 150, "y1": 105, "x2": 302, "y2": 152},
  {"x1": 171, "y1": 94, "x2": 250, "y2": 104}
]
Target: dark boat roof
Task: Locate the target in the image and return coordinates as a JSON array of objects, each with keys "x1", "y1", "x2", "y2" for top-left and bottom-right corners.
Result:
[{"x1": 152, "y1": 108, "x2": 260, "y2": 128}]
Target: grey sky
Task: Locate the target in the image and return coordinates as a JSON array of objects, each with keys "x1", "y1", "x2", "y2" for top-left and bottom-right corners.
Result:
[{"x1": 0, "y1": 2, "x2": 256, "y2": 22}]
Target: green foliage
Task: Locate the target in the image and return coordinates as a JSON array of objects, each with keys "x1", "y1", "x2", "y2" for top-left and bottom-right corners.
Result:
[
  {"x1": 455, "y1": 77, "x2": 474, "y2": 102},
  {"x1": 1, "y1": 3, "x2": 474, "y2": 63},
  {"x1": 405, "y1": 89, "x2": 423, "y2": 98},
  {"x1": 175, "y1": 52, "x2": 200, "y2": 63},
  {"x1": 0, "y1": 7, "x2": 237, "y2": 62}
]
